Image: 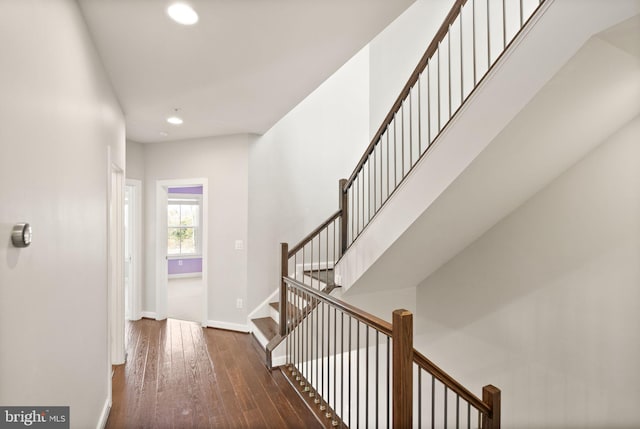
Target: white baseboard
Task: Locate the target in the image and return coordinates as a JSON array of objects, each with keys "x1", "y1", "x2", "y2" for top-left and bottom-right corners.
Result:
[
  {"x1": 140, "y1": 311, "x2": 158, "y2": 319},
  {"x1": 206, "y1": 320, "x2": 250, "y2": 333},
  {"x1": 96, "y1": 396, "x2": 111, "y2": 429},
  {"x1": 247, "y1": 288, "x2": 279, "y2": 320},
  {"x1": 168, "y1": 272, "x2": 202, "y2": 279}
]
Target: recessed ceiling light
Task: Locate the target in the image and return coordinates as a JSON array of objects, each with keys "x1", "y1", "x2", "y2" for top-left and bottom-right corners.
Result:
[
  {"x1": 166, "y1": 116, "x2": 183, "y2": 125},
  {"x1": 167, "y1": 3, "x2": 199, "y2": 25}
]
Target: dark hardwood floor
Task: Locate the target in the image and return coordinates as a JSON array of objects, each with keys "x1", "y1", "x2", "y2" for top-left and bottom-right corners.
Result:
[{"x1": 106, "y1": 318, "x2": 322, "y2": 429}]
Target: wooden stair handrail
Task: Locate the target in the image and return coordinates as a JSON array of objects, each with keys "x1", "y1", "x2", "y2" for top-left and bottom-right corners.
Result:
[
  {"x1": 285, "y1": 276, "x2": 497, "y2": 422},
  {"x1": 284, "y1": 276, "x2": 392, "y2": 336},
  {"x1": 287, "y1": 209, "x2": 342, "y2": 257},
  {"x1": 413, "y1": 348, "x2": 490, "y2": 415},
  {"x1": 345, "y1": 0, "x2": 469, "y2": 189}
]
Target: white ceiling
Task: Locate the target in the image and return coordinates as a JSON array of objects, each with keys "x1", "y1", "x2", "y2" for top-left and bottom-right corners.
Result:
[{"x1": 78, "y1": 0, "x2": 415, "y2": 143}]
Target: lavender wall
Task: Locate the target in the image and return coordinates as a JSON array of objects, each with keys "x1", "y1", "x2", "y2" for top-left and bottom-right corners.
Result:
[
  {"x1": 168, "y1": 258, "x2": 202, "y2": 276},
  {"x1": 168, "y1": 185, "x2": 203, "y2": 195},
  {"x1": 168, "y1": 185, "x2": 203, "y2": 275}
]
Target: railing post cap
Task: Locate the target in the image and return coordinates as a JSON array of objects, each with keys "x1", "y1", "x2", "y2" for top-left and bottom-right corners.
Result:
[{"x1": 483, "y1": 384, "x2": 501, "y2": 395}]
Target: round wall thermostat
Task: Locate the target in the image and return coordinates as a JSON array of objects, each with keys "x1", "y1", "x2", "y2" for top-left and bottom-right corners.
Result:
[{"x1": 11, "y1": 223, "x2": 32, "y2": 248}]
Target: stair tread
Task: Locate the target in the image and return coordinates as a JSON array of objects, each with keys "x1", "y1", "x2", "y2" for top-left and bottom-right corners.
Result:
[
  {"x1": 252, "y1": 317, "x2": 279, "y2": 342},
  {"x1": 303, "y1": 269, "x2": 335, "y2": 286},
  {"x1": 269, "y1": 301, "x2": 303, "y2": 316}
]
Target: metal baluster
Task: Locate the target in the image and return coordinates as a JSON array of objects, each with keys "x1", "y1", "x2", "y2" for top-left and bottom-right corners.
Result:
[
  {"x1": 333, "y1": 307, "x2": 337, "y2": 423},
  {"x1": 448, "y1": 24, "x2": 452, "y2": 120},
  {"x1": 317, "y1": 233, "x2": 321, "y2": 290},
  {"x1": 487, "y1": 0, "x2": 491, "y2": 67},
  {"x1": 326, "y1": 303, "x2": 331, "y2": 416},
  {"x1": 356, "y1": 321, "x2": 360, "y2": 429},
  {"x1": 473, "y1": 0, "x2": 477, "y2": 85},
  {"x1": 427, "y1": 64, "x2": 431, "y2": 146},
  {"x1": 366, "y1": 156, "x2": 370, "y2": 223},
  {"x1": 460, "y1": 7, "x2": 464, "y2": 104},
  {"x1": 303, "y1": 290, "x2": 307, "y2": 384},
  {"x1": 437, "y1": 42, "x2": 441, "y2": 131},
  {"x1": 393, "y1": 113, "x2": 397, "y2": 189},
  {"x1": 355, "y1": 176, "x2": 359, "y2": 238},
  {"x1": 444, "y1": 386, "x2": 448, "y2": 428},
  {"x1": 431, "y1": 376, "x2": 435, "y2": 429},
  {"x1": 373, "y1": 140, "x2": 377, "y2": 214},
  {"x1": 320, "y1": 301, "x2": 325, "y2": 404},
  {"x1": 332, "y1": 220, "x2": 335, "y2": 271},
  {"x1": 296, "y1": 288, "x2": 300, "y2": 380},
  {"x1": 467, "y1": 403, "x2": 471, "y2": 429},
  {"x1": 401, "y1": 102, "x2": 405, "y2": 178},
  {"x1": 341, "y1": 312, "x2": 344, "y2": 425},
  {"x1": 503, "y1": 0, "x2": 507, "y2": 49},
  {"x1": 409, "y1": 88, "x2": 413, "y2": 169},
  {"x1": 386, "y1": 336, "x2": 390, "y2": 429},
  {"x1": 386, "y1": 128, "x2": 390, "y2": 199},
  {"x1": 292, "y1": 287, "x2": 296, "y2": 375},
  {"x1": 418, "y1": 369, "x2": 422, "y2": 428},
  {"x1": 299, "y1": 289, "x2": 303, "y2": 380},
  {"x1": 315, "y1": 295, "x2": 320, "y2": 404},
  {"x1": 326, "y1": 226, "x2": 329, "y2": 288},
  {"x1": 375, "y1": 330, "x2": 379, "y2": 429},
  {"x1": 309, "y1": 239, "x2": 313, "y2": 289},
  {"x1": 299, "y1": 290, "x2": 303, "y2": 374},
  {"x1": 520, "y1": 0, "x2": 523, "y2": 27},
  {"x1": 456, "y1": 394, "x2": 460, "y2": 429},
  {"x1": 350, "y1": 186, "x2": 354, "y2": 244},
  {"x1": 418, "y1": 75, "x2": 422, "y2": 155},
  {"x1": 307, "y1": 292, "x2": 311, "y2": 390},
  {"x1": 285, "y1": 286, "x2": 289, "y2": 366},
  {"x1": 365, "y1": 326, "x2": 369, "y2": 428},
  {"x1": 348, "y1": 316, "x2": 352, "y2": 428},
  {"x1": 309, "y1": 293, "x2": 314, "y2": 395},
  {"x1": 361, "y1": 168, "x2": 364, "y2": 235}
]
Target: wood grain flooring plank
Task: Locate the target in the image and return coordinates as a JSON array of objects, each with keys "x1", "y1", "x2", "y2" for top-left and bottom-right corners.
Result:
[{"x1": 107, "y1": 319, "x2": 322, "y2": 429}]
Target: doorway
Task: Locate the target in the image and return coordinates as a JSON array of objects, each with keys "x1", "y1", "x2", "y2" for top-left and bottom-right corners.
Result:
[
  {"x1": 155, "y1": 178, "x2": 208, "y2": 325},
  {"x1": 124, "y1": 179, "x2": 142, "y2": 321}
]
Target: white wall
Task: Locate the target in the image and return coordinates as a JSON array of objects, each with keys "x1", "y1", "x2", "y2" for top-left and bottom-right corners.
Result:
[
  {"x1": 247, "y1": 47, "x2": 370, "y2": 311},
  {"x1": 143, "y1": 135, "x2": 249, "y2": 327},
  {"x1": 333, "y1": 286, "x2": 417, "y2": 325},
  {"x1": 0, "y1": 1, "x2": 125, "y2": 427},
  {"x1": 415, "y1": 116, "x2": 640, "y2": 428},
  {"x1": 126, "y1": 140, "x2": 145, "y2": 180},
  {"x1": 368, "y1": 0, "x2": 452, "y2": 139}
]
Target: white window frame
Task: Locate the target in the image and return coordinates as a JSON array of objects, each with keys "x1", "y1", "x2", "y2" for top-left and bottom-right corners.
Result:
[{"x1": 167, "y1": 193, "x2": 203, "y2": 258}]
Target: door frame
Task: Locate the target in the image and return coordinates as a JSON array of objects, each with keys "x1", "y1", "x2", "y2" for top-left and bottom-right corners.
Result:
[
  {"x1": 155, "y1": 178, "x2": 208, "y2": 325},
  {"x1": 108, "y1": 153, "x2": 125, "y2": 366},
  {"x1": 125, "y1": 179, "x2": 142, "y2": 321}
]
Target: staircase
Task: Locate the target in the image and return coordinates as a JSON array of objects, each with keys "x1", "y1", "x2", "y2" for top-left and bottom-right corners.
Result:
[
  {"x1": 250, "y1": 267, "x2": 340, "y2": 368},
  {"x1": 335, "y1": 0, "x2": 640, "y2": 295},
  {"x1": 248, "y1": 0, "x2": 640, "y2": 427}
]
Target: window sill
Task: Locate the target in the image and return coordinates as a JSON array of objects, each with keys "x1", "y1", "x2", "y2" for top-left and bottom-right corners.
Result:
[{"x1": 167, "y1": 255, "x2": 202, "y2": 260}]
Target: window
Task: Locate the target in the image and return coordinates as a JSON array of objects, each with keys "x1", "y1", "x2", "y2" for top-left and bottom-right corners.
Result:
[{"x1": 167, "y1": 195, "x2": 201, "y2": 256}]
